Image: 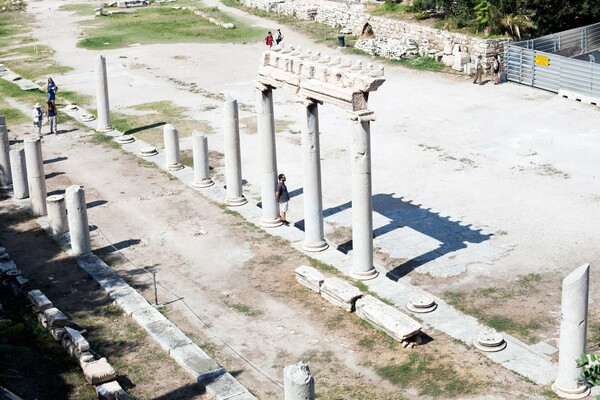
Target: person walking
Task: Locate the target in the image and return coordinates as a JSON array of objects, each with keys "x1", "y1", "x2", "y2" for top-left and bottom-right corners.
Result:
[
  {"x1": 265, "y1": 31, "x2": 274, "y2": 48},
  {"x1": 473, "y1": 55, "x2": 483, "y2": 84},
  {"x1": 32, "y1": 103, "x2": 44, "y2": 137},
  {"x1": 275, "y1": 28, "x2": 283, "y2": 45},
  {"x1": 492, "y1": 54, "x2": 501, "y2": 85},
  {"x1": 276, "y1": 173, "x2": 290, "y2": 225},
  {"x1": 47, "y1": 77, "x2": 58, "y2": 104},
  {"x1": 47, "y1": 101, "x2": 58, "y2": 134}
]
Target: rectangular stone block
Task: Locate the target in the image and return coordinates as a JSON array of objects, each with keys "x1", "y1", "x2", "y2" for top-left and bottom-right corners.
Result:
[
  {"x1": 295, "y1": 266, "x2": 325, "y2": 293},
  {"x1": 320, "y1": 277, "x2": 362, "y2": 312},
  {"x1": 355, "y1": 295, "x2": 421, "y2": 341},
  {"x1": 131, "y1": 307, "x2": 167, "y2": 327},
  {"x1": 197, "y1": 368, "x2": 257, "y2": 400},
  {"x1": 44, "y1": 307, "x2": 69, "y2": 328},
  {"x1": 170, "y1": 343, "x2": 220, "y2": 376},
  {"x1": 143, "y1": 320, "x2": 194, "y2": 353},
  {"x1": 82, "y1": 357, "x2": 116, "y2": 385},
  {"x1": 64, "y1": 326, "x2": 90, "y2": 351},
  {"x1": 50, "y1": 327, "x2": 66, "y2": 341},
  {"x1": 108, "y1": 287, "x2": 150, "y2": 315},
  {"x1": 96, "y1": 380, "x2": 130, "y2": 400},
  {"x1": 27, "y1": 289, "x2": 53, "y2": 312},
  {"x1": 0, "y1": 260, "x2": 17, "y2": 274}
]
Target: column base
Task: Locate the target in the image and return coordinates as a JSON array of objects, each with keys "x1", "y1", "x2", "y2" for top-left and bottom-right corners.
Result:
[
  {"x1": 261, "y1": 217, "x2": 283, "y2": 228},
  {"x1": 225, "y1": 196, "x2": 247, "y2": 207},
  {"x1": 551, "y1": 382, "x2": 590, "y2": 399},
  {"x1": 350, "y1": 268, "x2": 379, "y2": 281},
  {"x1": 96, "y1": 125, "x2": 113, "y2": 133},
  {"x1": 166, "y1": 163, "x2": 184, "y2": 171},
  {"x1": 302, "y1": 240, "x2": 329, "y2": 252},
  {"x1": 192, "y1": 179, "x2": 214, "y2": 188}
]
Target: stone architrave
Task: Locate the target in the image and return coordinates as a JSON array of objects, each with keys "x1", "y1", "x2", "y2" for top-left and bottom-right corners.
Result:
[
  {"x1": 284, "y1": 361, "x2": 315, "y2": 400},
  {"x1": 66, "y1": 185, "x2": 91, "y2": 256},
  {"x1": 9, "y1": 148, "x2": 28, "y2": 199},
  {"x1": 191, "y1": 131, "x2": 213, "y2": 188},
  {"x1": 256, "y1": 84, "x2": 281, "y2": 227},
  {"x1": 95, "y1": 54, "x2": 113, "y2": 132},
  {"x1": 300, "y1": 99, "x2": 328, "y2": 252},
  {"x1": 223, "y1": 96, "x2": 247, "y2": 206},
  {"x1": 163, "y1": 124, "x2": 183, "y2": 171},
  {"x1": 24, "y1": 138, "x2": 47, "y2": 216},
  {"x1": 553, "y1": 264, "x2": 591, "y2": 399},
  {"x1": 348, "y1": 111, "x2": 377, "y2": 280},
  {"x1": 0, "y1": 124, "x2": 11, "y2": 186},
  {"x1": 46, "y1": 194, "x2": 68, "y2": 236}
]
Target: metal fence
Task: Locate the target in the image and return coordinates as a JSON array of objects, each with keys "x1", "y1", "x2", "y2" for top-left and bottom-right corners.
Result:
[{"x1": 504, "y1": 22, "x2": 600, "y2": 101}]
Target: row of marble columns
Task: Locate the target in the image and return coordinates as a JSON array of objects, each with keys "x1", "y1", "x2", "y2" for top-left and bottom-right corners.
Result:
[{"x1": 256, "y1": 85, "x2": 377, "y2": 280}]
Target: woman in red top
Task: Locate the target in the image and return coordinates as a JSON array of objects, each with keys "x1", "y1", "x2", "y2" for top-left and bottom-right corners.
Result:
[{"x1": 265, "y1": 31, "x2": 274, "y2": 48}]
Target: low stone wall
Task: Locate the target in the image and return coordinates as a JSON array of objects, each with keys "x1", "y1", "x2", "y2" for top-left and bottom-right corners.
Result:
[{"x1": 240, "y1": 0, "x2": 508, "y2": 67}]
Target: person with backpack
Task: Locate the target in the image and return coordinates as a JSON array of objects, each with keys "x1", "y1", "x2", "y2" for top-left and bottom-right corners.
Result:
[
  {"x1": 32, "y1": 103, "x2": 45, "y2": 137},
  {"x1": 265, "y1": 31, "x2": 274, "y2": 48},
  {"x1": 492, "y1": 54, "x2": 501, "y2": 85},
  {"x1": 275, "y1": 28, "x2": 283, "y2": 45},
  {"x1": 47, "y1": 101, "x2": 58, "y2": 134}
]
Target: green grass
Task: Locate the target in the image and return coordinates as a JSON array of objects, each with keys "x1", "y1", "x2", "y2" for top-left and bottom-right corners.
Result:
[
  {"x1": 224, "y1": 300, "x2": 263, "y2": 317},
  {"x1": 91, "y1": 133, "x2": 121, "y2": 149},
  {"x1": 58, "y1": 3, "x2": 96, "y2": 16},
  {"x1": 367, "y1": 2, "x2": 412, "y2": 17},
  {"x1": 0, "y1": 107, "x2": 28, "y2": 124},
  {"x1": 0, "y1": 11, "x2": 29, "y2": 48},
  {"x1": 77, "y1": 7, "x2": 265, "y2": 50},
  {"x1": 0, "y1": 44, "x2": 73, "y2": 80},
  {"x1": 390, "y1": 56, "x2": 446, "y2": 71},
  {"x1": 377, "y1": 352, "x2": 480, "y2": 396},
  {"x1": 131, "y1": 100, "x2": 187, "y2": 119}
]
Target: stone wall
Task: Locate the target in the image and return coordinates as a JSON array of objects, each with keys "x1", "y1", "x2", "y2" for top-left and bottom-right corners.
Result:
[{"x1": 241, "y1": 0, "x2": 509, "y2": 68}]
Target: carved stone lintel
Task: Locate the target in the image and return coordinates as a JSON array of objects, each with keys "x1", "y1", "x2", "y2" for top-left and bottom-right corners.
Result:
[
  {"x1": 347, "y1": 110, "x2": 376, "y2": 122},
  {"x1": 296, "y1": 97, "x2": 323, "y2": 107},
  {"x1": 255, "y1": 81, "x2": 272, "y2": 92}
]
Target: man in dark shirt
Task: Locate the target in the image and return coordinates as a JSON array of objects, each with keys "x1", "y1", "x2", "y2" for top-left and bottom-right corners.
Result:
[{"x1": 276, "y1": 173, "x2": 290, "y2": 225}]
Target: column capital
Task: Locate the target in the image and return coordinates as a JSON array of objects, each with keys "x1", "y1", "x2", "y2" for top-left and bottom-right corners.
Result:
[
  {"x1": 255, "y1": 81, "x2": 274, "y2": 92},
  {"x1": 296, "y1": 97, "x2": 323, "y2": 107},
  {"x1": 346, "y1": 110, "x2": 376, "y2": 122}
]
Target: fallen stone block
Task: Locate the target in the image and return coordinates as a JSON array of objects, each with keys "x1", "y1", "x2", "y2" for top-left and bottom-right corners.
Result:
[
  {"x1": 50, "y1": 327, "x2": 66, "y2": 341},
  {"x1": 0, "y1": 260, "x2": 17, "y2": 274},
  {"x1": 198, "y1": 368, "x2": 257, "y2": 400},
  {"x1": 96, "y1": 380, "x2": 130, "y2": 400},
  {"x1": 44, "y1": 307, "x2": 69, "y2": 328},
  {"x1": 37, "y1": 312, "x2": 48, "y2": 328},
  {"x1": 28, "y1": 290, "x2": 53, "y2": 313},
  {"x1": 77, "y1": 351, "x2": 95, "y2": 367},
  {"x1": 320, "y1": 277, "x2": 362, "y2": 312},
  {"x1": 170, "y1": 343, "x2": 220, "y2": 376},
  {"x1": 82, "y1": 358, "x2": 116, "y2": 385},
  {"x1": 65, "y1": 326, "x2": 91, "y2": 351},
  {"x1": 355, "y1": 295, "x2": 421, "y2": 341},
  {"x1": 295, "y1": 266, "x2": 325, "y2": 293}
]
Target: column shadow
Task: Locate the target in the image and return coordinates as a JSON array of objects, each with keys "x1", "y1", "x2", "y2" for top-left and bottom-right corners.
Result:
[{"x1": 322, "y1": 193, "x2": 492, "y2": 279}]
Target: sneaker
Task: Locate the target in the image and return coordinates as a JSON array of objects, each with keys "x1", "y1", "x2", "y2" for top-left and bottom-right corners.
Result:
[{"x1": 282, "y1": 220, "x2": 290, "y2": 226}]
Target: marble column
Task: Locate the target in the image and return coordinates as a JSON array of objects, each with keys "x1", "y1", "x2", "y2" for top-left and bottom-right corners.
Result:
[
  {"x1": 223, "y1": 95, "x2": 247, "y2": 206},
  {"x1": 46, "y1": 195, "x2": 68, "y2": 236},
  {"x1": 66, "y1": 185, "x2": 91, "y2": 256},
  {"x1": 301, "y1": 99, "x2": 327, "y2": 251},
  {"x1": 284, "y1": 362, "x2": 315, "y2": 400},
  {"x1": 95, "y1": 54, "x2": 113, "y2": 132},
  {"x1": 348, "y1": 111, "x2": 378, "y2": 280},
  {"x1": 553, "y1": 264, "x2": 591, "y2": 399},
  {"x1": 0, "y1": 123, "x2": 11, "y2": 186},
  {"x1": 9, "y1": 148, "x2": 28, "y2": 199},
  {"x1": 163, "y1": 124, "x2": 183, "y2": 171},
  {"x1": 256, "y1": 84, "x2": 281, "y2": 227},
  {"x1": 24, "y1": 138, "x2": 47, "y2": 216},
  {"x1": 191, "y1": 131, "x2": 213, "y2": 188}
]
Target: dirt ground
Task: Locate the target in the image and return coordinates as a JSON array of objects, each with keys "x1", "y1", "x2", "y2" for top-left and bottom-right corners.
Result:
[{"x1": 2, "y1": 0, "x2": 600, "y2": 398}]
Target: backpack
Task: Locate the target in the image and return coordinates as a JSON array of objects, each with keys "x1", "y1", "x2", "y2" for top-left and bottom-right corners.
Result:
[{"x1": 275, "y1": 31, "x2": 282, "y2": 41}]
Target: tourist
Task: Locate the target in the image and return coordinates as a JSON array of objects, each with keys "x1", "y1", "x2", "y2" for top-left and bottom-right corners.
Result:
[
  {"x1": 276, "y1": 173, "x2": 290, "y2": 225},
  {"x1": 47, "y1": 77, "x2": 58, "y2": 104},
  {"x1": 265, "y1": 31, "x2": 274, "y2": 48},
  {"x1": 275, "y1": 28, "x2": 283, "y2": 45},
  {"x1": 473, "y1": 55, "x2": 483, "y2": 85},
  {"x1": 47, "y1": 101, "x2": 58, "y2": 134},
  {"x1": 492, "y1": 54, "x2": 501, "y2": 85},
  {"x1": 32, "y1": 103, "x2": 44, "y2": 137}
]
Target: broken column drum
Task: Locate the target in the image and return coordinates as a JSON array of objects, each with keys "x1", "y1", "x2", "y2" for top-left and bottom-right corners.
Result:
[
  {"x1": 301, "y1": 99, "x2": 327, "y2": 251},
  {"x1": 46, "y1": 195, "x2": 68, "y2": 236},
  {"x1": 191, "y1": 131, "x2": 213, "y2": 188},
  {"x1": 284, "y1": 361, "x2": 315, "y2": 400},
  {"x1": 256, "y1": 84, "x2": 281, "y2": 227},
  {"x1": 24, "y1": 138, "x2": 47, "y2": 216},
  {"x1": 223, "y1": 96, "x2": 247, "y2": 206},
  {"x1": 256, "y1": 46, "x2": 385, "y2": 273},
  {"x1": 553, "y1": 264, "x2": 591, "y2": 399},
  {"x1": 163, "y1": 124, "x2": 183, "y2": 171},
  {"x1": 95, "y1": 54, "x2": 113, "y2": 132},
  {"x1": 9, "y1": 148, "x2": 28, "y2": 199},
  {"x1": 0, "y1": 123, "x2": 11, "y2": 186},
  {"x1": 66, "y1": 185, "x2": 91, "y2": 256}
]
